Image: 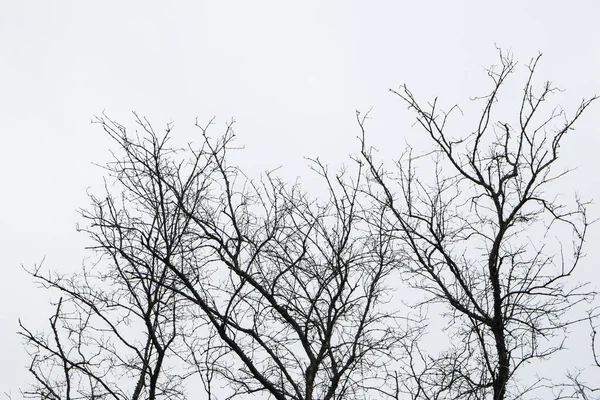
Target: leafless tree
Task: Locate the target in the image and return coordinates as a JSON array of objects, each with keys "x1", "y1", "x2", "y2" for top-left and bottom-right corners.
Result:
[
  {"x1": 21, "y1": 50, "x2": 597, "y2": 400},
  {"x1": 359, "y1": 50, "x2": 597, "y2": 400},
  {"x1": 21, "y1": 114, "x2": 410, "y2": 400},
  {"x1": 19, "y1": 188, "x2": 184, "y2": 399}
]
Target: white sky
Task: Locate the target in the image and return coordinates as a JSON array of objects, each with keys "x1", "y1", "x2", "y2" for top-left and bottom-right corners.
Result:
[{"x1": 1, "y1": 1, "x2": 600, "y2": 397}]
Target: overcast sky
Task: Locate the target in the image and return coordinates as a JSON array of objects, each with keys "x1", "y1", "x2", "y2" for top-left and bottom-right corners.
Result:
[{"x1": 2, "y1": 1, "x2": 600, "y2": 397}]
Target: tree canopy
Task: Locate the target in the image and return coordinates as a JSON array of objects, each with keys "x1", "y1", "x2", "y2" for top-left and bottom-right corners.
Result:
[{"x1": 19, "y1": 50, "x2": 599, "y2": 400}]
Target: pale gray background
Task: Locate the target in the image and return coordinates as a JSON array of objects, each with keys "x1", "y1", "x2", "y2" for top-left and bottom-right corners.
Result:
[{"x1": 2, "y1": 1, "x2": 599, "y2": 396}]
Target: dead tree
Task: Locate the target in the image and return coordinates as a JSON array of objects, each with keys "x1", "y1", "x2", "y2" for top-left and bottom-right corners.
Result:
[
  {"x1": 360, "y1": 50, "x2": 597, "y2": 400},
  {"x1": 21, "y1": 114, "x2": 410, "y2": 400}
]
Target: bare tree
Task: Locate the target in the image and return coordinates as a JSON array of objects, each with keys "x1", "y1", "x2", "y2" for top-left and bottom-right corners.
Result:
[
  {"x1": 20, "y1": 50, "x2": 597, "y2": 400},
  {"x1": 359, "y1": 50, "x2": 597, "y2": 400},
  {"x1": 21, "y1": 115, "x2": 410, "y2": 400},
  {"x1": 20, "y1": 184, "x2": 184, "y2": 399}
]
